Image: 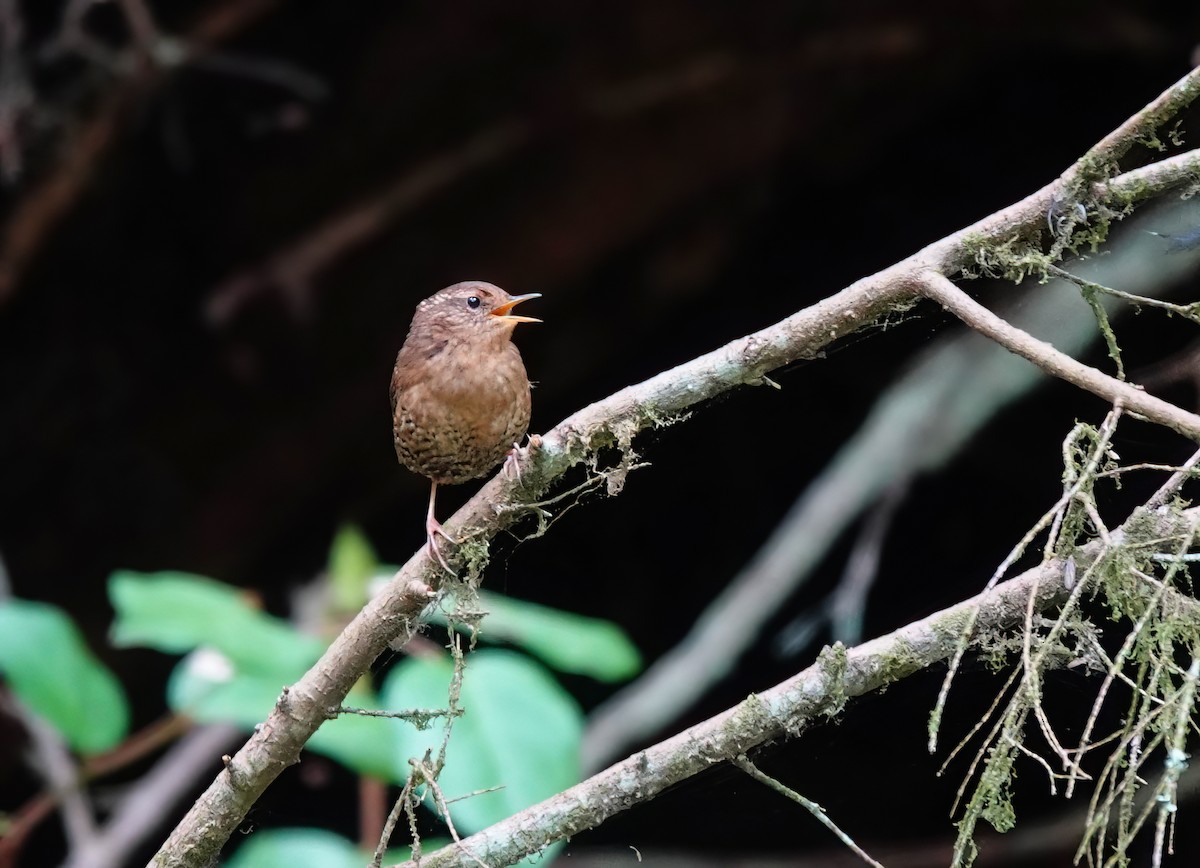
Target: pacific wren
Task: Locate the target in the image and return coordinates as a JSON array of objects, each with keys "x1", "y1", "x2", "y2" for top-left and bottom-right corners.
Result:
[{"x1": 391, "y1": 281, "x2": 540, "y2": 570}]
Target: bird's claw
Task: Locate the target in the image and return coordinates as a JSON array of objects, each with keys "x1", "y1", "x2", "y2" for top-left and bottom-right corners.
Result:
[
  {"x1": 425, "y1": 537, "x2": 454, "y2": 573},
  {"x1": 503, "y1": 434, "x2": 542, "y2": 485},
  {"x1": 425, "y1": 516, "x2": 459, "y2": 573},
  {"x1": 502, "y1": 448, "x2": 521, "y2": 483}
]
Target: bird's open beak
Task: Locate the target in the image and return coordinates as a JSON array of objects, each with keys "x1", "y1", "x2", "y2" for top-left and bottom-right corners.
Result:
[{"x1": 490, "y1": 293, "x2": 542, "y2": 323}]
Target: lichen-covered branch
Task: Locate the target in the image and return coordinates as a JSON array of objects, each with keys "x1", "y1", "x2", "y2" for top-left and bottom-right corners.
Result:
[
  {"x1": 396, "y1": 505, "x2": 1200, "y2": 868},
  {"x1": 148, "y1": 65, "x2": 1200, "y2": 867}
]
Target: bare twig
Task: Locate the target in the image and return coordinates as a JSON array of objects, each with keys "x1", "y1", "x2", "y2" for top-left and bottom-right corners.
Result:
[
  {"x1": 1048, "y1": 265, "x2": 1200, "y2": 325},
  {"x1": 918, "y1": 271, "x2": 1200, "y2": 441},
  {"x1": 371, "y1": 777, "x2": 414, "y2": 868},
  {"x1": 734, "y1": 755, "x2": 885, "y2": 868}
]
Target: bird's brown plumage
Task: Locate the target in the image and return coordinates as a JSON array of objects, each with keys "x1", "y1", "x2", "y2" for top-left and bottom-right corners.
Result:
[{"x1": 391, "y1": 281, "x2": 539, "y2": 568}]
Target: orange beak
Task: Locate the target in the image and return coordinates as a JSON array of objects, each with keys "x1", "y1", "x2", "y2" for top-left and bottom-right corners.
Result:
[{"x1": 490, "y1": 293, "x2": 542, "y2": 324}]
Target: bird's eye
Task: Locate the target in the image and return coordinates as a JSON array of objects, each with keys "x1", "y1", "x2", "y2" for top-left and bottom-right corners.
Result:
[{"x1": 466, "y1": 296, "x2": 481, "y2": 309}]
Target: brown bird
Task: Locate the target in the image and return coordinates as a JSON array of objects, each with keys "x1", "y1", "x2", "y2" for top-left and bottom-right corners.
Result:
[{"x1": 391, "y1": 281, "x2": 541, "y2": 570}]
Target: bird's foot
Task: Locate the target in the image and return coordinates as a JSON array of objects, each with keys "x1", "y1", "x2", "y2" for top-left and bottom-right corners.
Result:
[
  {"x1": 502, "y1": 447, "x2": 523, "y2": 484},
  {"x1": 425, "y1": 516, "x2": 459, "y2": 573},
  {"x1": 503, "y1": 434, "x2": 542, "y2": 485}
]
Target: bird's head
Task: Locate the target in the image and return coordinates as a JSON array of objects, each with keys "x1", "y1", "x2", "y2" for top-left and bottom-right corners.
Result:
[{"x1": 414, "y1": 281, "x2": 541, "y2": 343}]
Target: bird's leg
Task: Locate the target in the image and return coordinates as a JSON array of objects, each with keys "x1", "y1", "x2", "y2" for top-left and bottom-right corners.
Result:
[
  {"x1": 425, "y1": 481, "x2": 458, "y2": 573},
  {"x1": 502, "y1": 433, "x2": 542, "y2": 485},
  {"x1": 502, "y1": 443, "x2": 523, "y2": 484}
]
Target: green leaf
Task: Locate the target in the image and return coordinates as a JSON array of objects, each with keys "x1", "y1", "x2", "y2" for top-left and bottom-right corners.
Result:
[
  {"x1": 431, "y1": 591, "x2": 641, "y2": 682},
  {"x1": 382, "y1": 649, "x2": 582, "y2": 834},
  {"x1": 223, "y1": 828, "x2": 357, "y2": 868},
  {"x1": 0, "y1": 599, "x2": 129, "y2": 754},
  {"x1": 327, "y1": 524, "x2": 378, "y2": 612},
  {"x1": 224, "y1": 827, "x2": 446, "y2": 868},
  {"x1": 108, "y1": 571, "x2": 324, "y2": 677}
]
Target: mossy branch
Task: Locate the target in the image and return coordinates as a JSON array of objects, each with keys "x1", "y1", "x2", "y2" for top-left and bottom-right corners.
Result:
[
  {"x1": 398, "y1": 505, "x2": 1200, "y2": 868},
  {"x1": 149, "y1": 66, "x2": 1200, "y2": 867}
]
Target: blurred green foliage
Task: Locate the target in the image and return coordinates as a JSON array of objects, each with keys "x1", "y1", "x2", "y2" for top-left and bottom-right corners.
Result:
[
  {"x1": 1, "y1": 524, "x2": 640, "y2": 866},
  {"x1": 0, "y1": 598, "x2": 129, "y2": 753},
  {"x1": 222, "y1": 827, "x2": 446, "y2": 868}
]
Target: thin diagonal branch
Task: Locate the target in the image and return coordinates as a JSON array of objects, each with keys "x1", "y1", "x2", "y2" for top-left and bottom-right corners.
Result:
[
  {"x1": 735, "y1": 755, "x2": 885, "y2": 868},
  {"x1": 917, "y1": 270, "x2": 1200, "y2": 441}
]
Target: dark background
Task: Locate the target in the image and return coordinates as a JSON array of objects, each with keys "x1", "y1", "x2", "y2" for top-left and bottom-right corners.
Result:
[{"x1": 3, "y1": 1, "x2": 1200, "y2": 865}]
